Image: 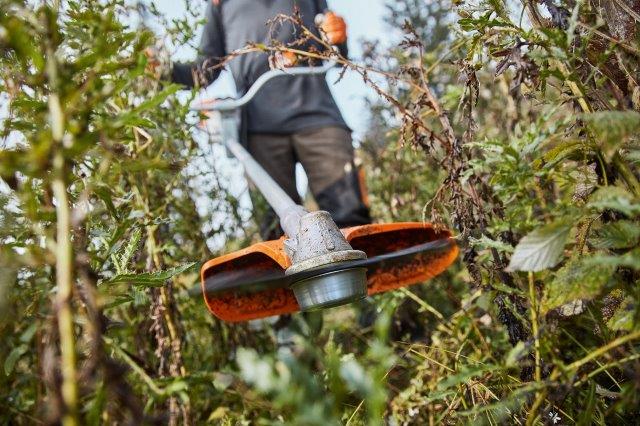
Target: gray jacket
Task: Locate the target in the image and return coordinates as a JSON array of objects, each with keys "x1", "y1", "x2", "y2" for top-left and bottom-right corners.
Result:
[{"x1": 172, "y1": 0, "x2": 350, "y2": 135}]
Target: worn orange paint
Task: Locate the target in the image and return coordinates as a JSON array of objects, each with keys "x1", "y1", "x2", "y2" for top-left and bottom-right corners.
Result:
[{"x1": 200, "y1": 222, "x2": 458, "y2": 322}]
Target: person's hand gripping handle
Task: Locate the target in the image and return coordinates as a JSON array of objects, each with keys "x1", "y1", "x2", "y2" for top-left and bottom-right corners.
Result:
[{"x1": 315, "y1": 11, "x2": 347, "y2": 45}]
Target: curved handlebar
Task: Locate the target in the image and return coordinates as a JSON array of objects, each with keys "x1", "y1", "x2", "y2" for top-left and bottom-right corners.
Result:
[{"x1": 191, "y1": 61, "x2": 336, "y2": 112}]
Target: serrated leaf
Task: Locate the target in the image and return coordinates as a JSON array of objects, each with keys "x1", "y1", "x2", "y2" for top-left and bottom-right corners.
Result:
[
  {"x1": 541, "y1": 257, "x2": 614, "y2": 314},
  {"x1": 114, "y1": 228, "x2": 142, "y2": 274},
  {"x1": 592, "y1": 220, "x2": 640, "y2": 249},
  {"x1": 506, "y1": 221, "x2": 572, "y2": 272},
  {"x1": 104, "y1": 262, "x2": 197, "y2": 287},
  {"x1": 588, "y1": 186, "x2": 640, "y2": 217},
  {"x1": 4, "y1": 344, "x2": 28, "y2": 375}
]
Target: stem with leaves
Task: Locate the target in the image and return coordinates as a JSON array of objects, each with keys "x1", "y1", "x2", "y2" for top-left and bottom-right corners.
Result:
[
  {"x1": 52, "y1": 160, "x2": 78, "y2": 426},
  {"x1": 47, "y1": 34, "x2": 79, "y2": 426}
]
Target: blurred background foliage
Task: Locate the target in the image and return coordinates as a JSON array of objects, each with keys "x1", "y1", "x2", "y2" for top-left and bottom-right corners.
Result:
[{"x1": 1, "y1": 0, "x2": 640, "y2": 424}]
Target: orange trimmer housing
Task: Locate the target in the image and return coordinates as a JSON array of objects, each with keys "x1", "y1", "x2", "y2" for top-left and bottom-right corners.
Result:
[{"x1": 200, "y1": 222, "x2": 458, "y2": 322}]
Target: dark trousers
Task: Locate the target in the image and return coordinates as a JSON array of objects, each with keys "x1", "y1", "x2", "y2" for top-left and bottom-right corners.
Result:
[{"x1": 247, "y1": 126, "x2": 371, "y2": 240}]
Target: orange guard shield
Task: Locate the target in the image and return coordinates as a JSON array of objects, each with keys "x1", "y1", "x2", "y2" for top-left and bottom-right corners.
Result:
[{"x1": 200, "y1": 222, "x2": 458, "y2": 322}]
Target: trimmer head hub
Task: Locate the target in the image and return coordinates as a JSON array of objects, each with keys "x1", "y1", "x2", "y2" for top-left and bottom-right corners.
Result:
[
  {"x1": 284, "y1": 211, "x2": 367, "y2": 310},
  {"x1": 290, "y1": 266, "x2": 367, "y2": 310}
]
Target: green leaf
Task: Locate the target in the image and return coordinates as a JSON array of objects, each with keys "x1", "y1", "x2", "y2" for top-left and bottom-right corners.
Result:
[
  {"x1": 582, "y1": 111, "x2": 640, "y2": 160},
  {"x1": 104, "y1": 262, "x2": 198, "y2": 287},
  {"x1": 112, "y1": 228, "x2": 142, "y2": 275},
  {"x1": 588, "y1": 186, "x2": 640, "y2": 217},
  {"x1": 112, "y1": 85, "x2": 180, "y2": 128},
  {"x1": 236, "y1": 348, "x2": 280, "y2": 393},
  {"x1": 436, "y1": 365, "x2": 499, "y2": 390},
  {"x1": 586, "y1": 248, "x2": 640, "y2": 271},
  {"x1": 103, "y1": 295, "x2": 134, "y2": 310},
  {"x1": 505, "y1": 341, "x2": 527, "y2": 367},
  {"x1": 4, "y1": 345, "x2": 28, "y2": 375},
  {"x1": 491, "y1": 281, "x2": 526, "y2": 297},
  {"x1": 606, "y1": 297, "x2": 635, "y2": 331},
  {"x1": 340, "y1": 358, "x2": 372, "y2": 395},
  {"x1": 592, "y1": 220, "x2": 640, "y2": 249},
  {"x1": 506, "y1": 221, "x2": 572, "y2": 272},
  {"x1": 541, "y1": 257, "x2": 615, "y2": 314},
  {"x1": 19, "y1": 323, "x2": 38, "y2": 343},
  {"x1": 94, "y1": 185, "x2": 119, "y2": 219},
  {"x1": 135, "y1": 84, "x2": 181, "y2": 111},
  {"x1": 470, "y1": 235, "x2": 514, "y2": 253},
  {"x1": 540, "y1": 139, "x2": 595, "y2": 169},
  {"x1": 132, "y1": 286, "x2": 149, "y2": 306}
]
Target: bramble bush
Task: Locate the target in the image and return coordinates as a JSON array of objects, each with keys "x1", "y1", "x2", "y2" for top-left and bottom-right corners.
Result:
[{"x1": 1, "y1": 0, "x2": 639, "y2": 424}]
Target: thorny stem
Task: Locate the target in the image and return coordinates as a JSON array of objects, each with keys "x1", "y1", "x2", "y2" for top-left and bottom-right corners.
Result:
[
  {"x1": 568, "y1": 329, "x2": 640, "y2": 372},
  {"x1": 525, "y1": 271, "x2": 542, "y2": 426},
  {"x1": 527, "y1": 329, "x2": 640, "y2": 424},
  {"x1": 528, "y1": 272, "x2": 541, "y2": 383},
  {"x1": 103, "y1": 336, "x2": 165, "y2": 395},
  {"x1": 137, "y1": 174, "x2": 190, "y2": 425},
  {"x1": 417, "y1": 46, "x2": 456, "y2": 152},
  {"x1": 573, "y1": 353, "x2": 640, "y2": 387},
  {"x1": 47, "y1": 12, "x2": 79, "y2": 425}
]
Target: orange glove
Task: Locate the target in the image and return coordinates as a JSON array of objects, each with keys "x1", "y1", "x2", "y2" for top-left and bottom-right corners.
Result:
[
  {"x1": 282, "y1": 50, "x2": 298, "y2": 67},
  {"x1": 144, "y1": 47, "x2": 161, "y2": 79},
  {"x1": 269, "y1": 50, "x2": 298, "y2": 69},
  {"x1": 320, "y1": 12, "x2": 347, "y2": 45}
]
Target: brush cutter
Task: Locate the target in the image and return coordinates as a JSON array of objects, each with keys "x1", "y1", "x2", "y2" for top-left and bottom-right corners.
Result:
[{"x1": 192, "y1": 61, "x2": 458, "y2": 322}]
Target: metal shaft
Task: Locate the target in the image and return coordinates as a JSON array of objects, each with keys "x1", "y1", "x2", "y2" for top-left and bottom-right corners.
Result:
[
  {"x1": 195, "y1": 61, "x2": 336, "y2": 237},
  {"x1": 220, "y1": 115, "x2": 305, "y2": 236}
]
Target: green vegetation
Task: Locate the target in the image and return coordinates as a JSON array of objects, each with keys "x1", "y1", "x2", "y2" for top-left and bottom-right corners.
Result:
[{"x1": 1, "y1": 0, "x2": 639, "y2": 424}]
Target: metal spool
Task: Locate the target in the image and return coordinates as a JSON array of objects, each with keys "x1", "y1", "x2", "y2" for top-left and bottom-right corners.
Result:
[{"x1": 290, "y1": 266, "x2": 367, "y2": 311}]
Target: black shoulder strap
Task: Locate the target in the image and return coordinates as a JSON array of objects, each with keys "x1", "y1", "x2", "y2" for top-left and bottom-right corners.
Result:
[
  {"x1": 313, "y1": 0, "x2": 325, "y2": 15},
  {"x1": 211, "y1": 0, "x2": 226, "y2": 55}
]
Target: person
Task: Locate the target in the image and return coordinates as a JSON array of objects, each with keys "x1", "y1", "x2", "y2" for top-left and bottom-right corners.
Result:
[{"x1": 165, "y1": 0, "x2": 371, "y2": 239}]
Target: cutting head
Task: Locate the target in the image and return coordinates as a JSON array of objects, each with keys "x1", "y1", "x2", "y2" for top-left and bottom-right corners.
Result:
[{"x1": 200, "y1": 222, "x2": 458, "y2": 322}]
